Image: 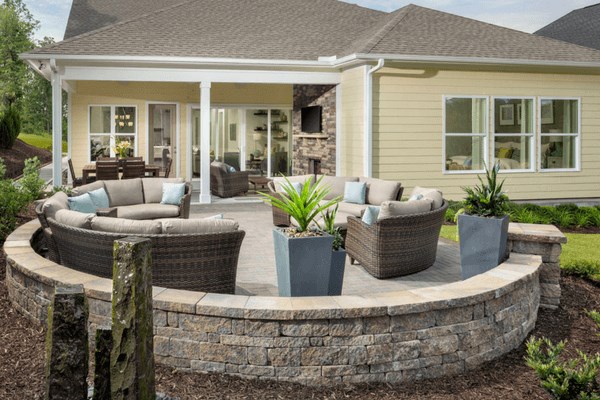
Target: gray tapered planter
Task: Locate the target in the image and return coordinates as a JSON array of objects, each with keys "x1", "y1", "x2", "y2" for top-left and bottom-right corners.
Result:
[
  {"x1": 273, "y1": 229, "x2": 333, "y2": 297},
  {"x1": 458, "y1": 214, "x2": 509, "y2": 280},
  {"x1": 328, "y1": 249, "x2": 346, "y2": 295}
]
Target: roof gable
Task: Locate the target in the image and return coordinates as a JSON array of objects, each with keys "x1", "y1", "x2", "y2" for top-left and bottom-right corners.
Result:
[{"x1": 535, "y1": 3, "x2": 600, "y2": 51}]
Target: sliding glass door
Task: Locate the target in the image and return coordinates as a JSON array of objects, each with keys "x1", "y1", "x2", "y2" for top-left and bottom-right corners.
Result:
[{"x1": 148, "y1": 104, "x2": 177, "y2": 174}]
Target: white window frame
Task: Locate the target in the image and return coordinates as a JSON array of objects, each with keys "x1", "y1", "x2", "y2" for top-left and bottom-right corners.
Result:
[
  {"x1": 442, "y1": 95, "x2": 489, "y2": 175},
  {"x1": 491, "y1": 96, "x2": 536, "y2": 174},
  {"x1": 538, "y1": 97, "x2": 581, "y2": 173},
  {"x1": 88, "y1": 104, "x2": 138, "y2": 162}
]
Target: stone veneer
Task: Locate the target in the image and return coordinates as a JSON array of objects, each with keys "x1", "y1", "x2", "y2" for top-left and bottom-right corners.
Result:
[
  {"x1": 292, "y1": 85, "x2": 336, "y2": 175},
  {"x1": 5, "y1": 220, "x2": 567, "y2": 386}
]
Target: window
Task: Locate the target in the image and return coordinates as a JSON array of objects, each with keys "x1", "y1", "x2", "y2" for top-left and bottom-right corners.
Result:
[
  {"x1": 89, "y1": 105, "x2": 137, "y2": 161},
  {"x1": 540, "y1": 98, "x2": 580, "y2": 171},
  {"x1": 493, "y1": 98, "x2": 534, "y2": 172},
  {"x1": 444, "y1": 96, "x2": 488, "y2": 173}
]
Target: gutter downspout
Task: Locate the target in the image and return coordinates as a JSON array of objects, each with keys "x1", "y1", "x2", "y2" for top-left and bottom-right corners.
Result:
[{"x1": 363, "y1": 58, "x2": 384, "y2": 177}]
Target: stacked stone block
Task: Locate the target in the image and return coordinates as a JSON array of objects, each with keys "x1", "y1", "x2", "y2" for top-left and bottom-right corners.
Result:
[{"x1": 507, "y1": 223, "x2": 566, "y2": 309}]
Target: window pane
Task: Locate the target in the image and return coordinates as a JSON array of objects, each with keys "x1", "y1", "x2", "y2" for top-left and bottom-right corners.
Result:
[
  {"x1": 445, "y1": 97, "x2": 486, "y2": 133},
  {"x1": 494, "y1": 98, "x2": 533, "y2": 134},
  {"x1": 445, "y1": 136, "x2": 486, "y2": 171},
  {"x1": 541, "y1": 99, "x2": 578, "y2": 134},
  {"x1": 90, "y1": 135, "x2": 110, "y2": 161},
  {"x1": 115, "y1": 106, "x2": 136, "y2": 134},
  {"x1": 541, "y1": 136, "x2": 577, "y2": 169},
  {"x1": 90, "y1": 106, "x2": 111, "y2": 133},
  {"x1": 494, "y1": 136, "x2": 531, "y2": 170}
]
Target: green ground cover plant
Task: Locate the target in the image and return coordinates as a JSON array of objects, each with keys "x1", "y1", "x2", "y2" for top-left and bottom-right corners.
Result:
[{"x1": 18, "y1": 132, "x2": 67, "y2": 153}]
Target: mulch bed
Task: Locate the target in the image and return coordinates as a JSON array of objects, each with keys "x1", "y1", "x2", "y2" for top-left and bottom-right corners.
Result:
[
  {"x1": 0, "y1": 139, "x2": 52, "y2": 179},
  {"x1": 0, "y1": 210, "x2": 598, "y2": 398}
]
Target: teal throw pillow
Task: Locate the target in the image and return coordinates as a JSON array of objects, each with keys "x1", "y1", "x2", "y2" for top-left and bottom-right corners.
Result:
[
  {"x1": 408, "y1": 193, "x2": 424, "y2": 202},
  {"x1": 343, "y1": 182, "x2": 366, "y2": 204},
  {"x1": 161, "y1": 183, "x2": 186, "y2": 205},
  {"x1": 361, "y1": 205, "x2": 380, "y2": 225},
  {"x1": 88, "y1": 187, "x2": 109, "y2": 209},
  {"x1": 291, "y1": 182, "x2": 303, "y2": 196},
  {"x1": 227, "y1": 165, "x2": 236, "y2": 173},
  {"x1": 68, "y1": 193, "x2": 97, "y2": 214}
]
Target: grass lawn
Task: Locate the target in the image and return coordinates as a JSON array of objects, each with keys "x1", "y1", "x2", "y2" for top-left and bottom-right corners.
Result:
[
  {"x1": 440, "y1": 224, "x2": 600, "y2": 281},
  {"x1": 18, "y1": 133, "x2": 67, "y2": 153}
]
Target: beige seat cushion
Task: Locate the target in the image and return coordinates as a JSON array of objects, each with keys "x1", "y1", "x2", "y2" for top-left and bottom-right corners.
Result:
[
  {"x1": 104, "y1": 179, "x2": 144, "y2": 207},
  {"x1": 42, "y1": 192, "x2": 69, "y2": 220},
  {"x1": 160, "y1": 218, "x2": 239, "y2": 234},
  {"x1": 91, "y1": 217, "x2": 162, "y2": 234},
  {"x1": 337, "y1": 201, "x2": 367, "y2": 217},
  {"x1": 116, "y1": 204, "x2": 180, "y2": 220},
  {"x1": 312, "y1": 211, "x2": 352, "y2": 230},
  {"x1": 410, "y1": 186, "x2": 443, "y2": 210},
  {"x1": 142, "y1": 177, "x2": 185, "y2": 204},
  {"x1": 272, "y1": 175, "x2": 314, "y2": 193},
  {"x1": 54, "y1": 209, "x2": 94, "y2": 229},
  {"x1": 378, "y1": 199, "x2": 433, "y2": 220},
  {"x1": 71, "y1": 181, "x2": 105, "y2": 196},
  {"x1": 359, "y1": 177, "x2": 402, "y2": 205},
  {"x1": 316, "y1": 176, "x2": 358, "y2": 200}
]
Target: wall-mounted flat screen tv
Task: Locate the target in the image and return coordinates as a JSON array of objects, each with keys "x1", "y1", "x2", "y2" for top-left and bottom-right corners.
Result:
[{"x1": 301, "y1": 105, "x2": 322, "y2": 133}]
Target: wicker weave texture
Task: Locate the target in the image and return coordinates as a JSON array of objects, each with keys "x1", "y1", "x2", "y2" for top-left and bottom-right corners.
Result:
[
  {"x1": 210, "y1": 166, "x2": 250, "y2": 198},
  {"x1": 48, "y1": 219, "x2": 245, "y2": 294},
  {"x1": 345, "y1": 201, "x2": 449, "y2": 279}
]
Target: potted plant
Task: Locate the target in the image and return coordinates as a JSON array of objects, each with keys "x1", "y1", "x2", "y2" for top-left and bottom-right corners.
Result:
[
  {"x1": 260, "y1": 176, "x2": 340, "y2": 296},
  {"x1": 319, "y1": 205, "x2": 345, "y2": 295},
  {"x1": 458, "y1": 162, "x2": 510, "y2": 280}
]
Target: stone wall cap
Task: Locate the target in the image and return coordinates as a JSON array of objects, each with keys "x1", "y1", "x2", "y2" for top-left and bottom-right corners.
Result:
[{"x1": 508, "y1": 222, "x2": 567, "y2": 244}]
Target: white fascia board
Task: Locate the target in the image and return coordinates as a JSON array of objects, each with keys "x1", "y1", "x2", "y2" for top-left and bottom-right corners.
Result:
[
  {"x1": 62, "y1": 66, "x2": 341, "y2": 84},
  {"x1": 346, "y1": 53, "x2": 600, "y2": 69}
]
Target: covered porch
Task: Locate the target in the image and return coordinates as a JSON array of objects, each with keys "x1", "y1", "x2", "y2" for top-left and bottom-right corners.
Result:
[{"x1": 42, "y1": 61, "x2": 344, "y2": 203}]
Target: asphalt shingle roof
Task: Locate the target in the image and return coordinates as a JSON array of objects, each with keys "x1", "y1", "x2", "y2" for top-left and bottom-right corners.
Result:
[
  {"x1": 535, "y1": 3, "x2": 600, "y2": 51},
  {"x1": 29, "y1": 1, "x2": 600, "y2": 65}
]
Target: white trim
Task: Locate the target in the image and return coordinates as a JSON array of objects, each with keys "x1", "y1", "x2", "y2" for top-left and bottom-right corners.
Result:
[
  {"x1": 335, "y1": 83, "x2": 342, "y2": 176},
  {"x1": 491, "y1": 96, "x2": 536, "y2": 174},
  {"x1": 61, "y1": 66, "x2": 340, "y2": 85},
  {"x1": 199, "y1": 82, "x2": 212, "y2": 204},
  {"x1": 145, "y1": 101, "x2": 180, "y2": 177},
  {"x1": 22, "y1": 52, "x2": 600, "y2": 70},
  {"x1": 538, "y1": 97, "x2": 581, "y2": 173},
  {"x1": 442, "y1": 95, "x2": 489, "y2": 175},
  {"x1": 363, "y1": 59, "x2": 384, "y2": 178}
]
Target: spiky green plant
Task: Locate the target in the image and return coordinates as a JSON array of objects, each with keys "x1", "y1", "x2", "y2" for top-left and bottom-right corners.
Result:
[
  {"x1": 318, "y1": 204, "x2": 343, "y2": 250},
  {"x1": 260, "y1": 176, "x2": 340, "y2": 233},
  {"x1": 461, "y1": 162, "x2": 509, "y2": 218}
]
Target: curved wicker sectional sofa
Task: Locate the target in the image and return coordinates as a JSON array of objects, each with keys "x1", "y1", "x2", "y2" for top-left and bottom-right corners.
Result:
[
  {"x1": 345, "y1": 201, "x2": 449, "y2": 278},
  {"x1": 47, "y1": 218, "x2": 245, "y2": 293}
]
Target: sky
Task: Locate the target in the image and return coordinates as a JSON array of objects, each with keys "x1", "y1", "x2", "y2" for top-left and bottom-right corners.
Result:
[{"x1": 23, "y1": 0, "x2": 600, "y2": 42}]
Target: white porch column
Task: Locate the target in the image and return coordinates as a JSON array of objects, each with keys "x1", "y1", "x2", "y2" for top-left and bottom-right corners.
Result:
[
  {"x1": 199, "y1": 82, "x2": 212, "y2": 204},
  {"x1": 51, "y1": 62, "x2": 63, "y2": 187}
]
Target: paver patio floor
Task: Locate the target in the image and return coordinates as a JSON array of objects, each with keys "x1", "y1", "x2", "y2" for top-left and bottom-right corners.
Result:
[{"x1": 190, "y1": 201, "x2": 462, "y2": 296}]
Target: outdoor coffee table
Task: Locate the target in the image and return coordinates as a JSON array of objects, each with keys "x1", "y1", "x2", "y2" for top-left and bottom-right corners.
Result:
[{"x1": 248, "y1": 176, "x2": 271, "y2": 191}]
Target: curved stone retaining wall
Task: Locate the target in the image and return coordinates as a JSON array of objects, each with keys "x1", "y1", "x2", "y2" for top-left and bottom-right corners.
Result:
[{"x1": 6, "y1": 220, "x2": 545, "y2": 385}]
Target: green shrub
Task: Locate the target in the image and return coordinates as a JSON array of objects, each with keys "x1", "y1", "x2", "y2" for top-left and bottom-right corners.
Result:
[
  {"x1": 0, "y1": 157, "x2": 6, "y2": 179},
  {"x1": 525, "y1": 337, "x2": 600, "y2": 400},
  {"x1": 510, "y1": 207, "x2": 537, "y2": 224},
  {"x1": 0, "y1": 106, "x2": 21, "y2": 150},
  {"x1": 0, "y1": 179, "x2": 30, "y2": 241},
  {"x1": 574, "y1": 209, "x2": 594, "y2": 228},
  {"x1": 562, "y1": 260, "x2": 600, "y2": 282},
  {"x1": 19, "y1": 157, "x2": 46, "y2": 201},
  {"x1": 587, "y1": 310, "x2": 600, "y2": 333}
]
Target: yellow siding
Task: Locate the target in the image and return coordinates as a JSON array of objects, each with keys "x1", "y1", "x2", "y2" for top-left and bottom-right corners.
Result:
[
  {"x1": 70, "y1": 82, "x2": 292, "y2": 179},
  {"x1": 339, "y1": 66, "x2": 365, "y2": 176},
  {"x1": 373, "y1": 68, "x2": 600, "y2": 201}
]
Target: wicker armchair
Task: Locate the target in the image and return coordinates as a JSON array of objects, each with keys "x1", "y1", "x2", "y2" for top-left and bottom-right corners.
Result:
[
  {"x1": 47, "y1": 219, "x2": 245, "y2": 294},
  {"x1": 345, "y1": 200, "x2": 449, "y2": 279},
  {"x1": 210, "y1": 165, "x2": 249, "y2": 198}
]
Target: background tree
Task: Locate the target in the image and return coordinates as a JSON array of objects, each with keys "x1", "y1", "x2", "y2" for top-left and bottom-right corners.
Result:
[
  {"x1": 22, "y1": 36, "x2": 54, "y2": 134},
  {"x1": 0, "y1": 0, "x2": 38, "y2": 110}
]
